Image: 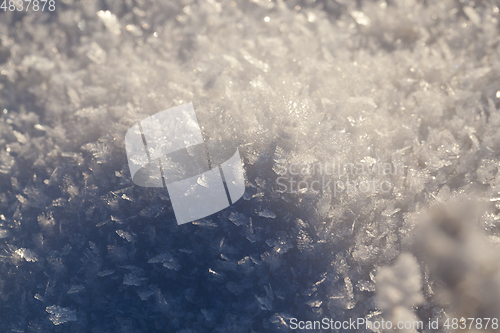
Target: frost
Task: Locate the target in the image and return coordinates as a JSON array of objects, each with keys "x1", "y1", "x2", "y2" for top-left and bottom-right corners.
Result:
[
  {"x1": 356, "y1": 279, "x2": 375, "y2": 292},
  {"x1": 296, "y1": 228, "x2": 313, "y2": 253},
  {"x1": 0, "y1": 229, "x2": 10, "y2": 239},
  {"x1": 123, "y1": 273, "x2": 147, "y2": 286},
  {"x1": 15, "y1": 248, "x2": 38, "y2": 262},
  {"x1": 258, "y1": 209, "x2": 276, "y2": 219},
  {"x1": 328, "y1": 277, "x2": 355, "y2": 310},
  {"x1": 350, "y1": 11, "x2": 371, "y2": 26},
  {"x1": 67, "y1": 285, "x2": 85, "y2": 294},
  {"x1": 148, "y1": 253, "x2": 174, "y2": 264},
  {"x1": 240, "y1": 49, "x2": 269, "y2": 72},
  {"x1": 137, "y1": 289, "x2": 156, "y2": 301},
  {"x1": 272, "y1": 146, "x2": 288, "y2": 176},
  {"x1": 414, "y1": 201, "x2": 500, "y2": 321},
  {"x1": 97, "y1": 269, "x2": 115, "y2": 277},
  {"x1": 376, "y1": 253, "x2": 424, "y2": 332},
  {"x1": 228, "y1": 212, "x2": 250, "y2": 226},
  {"x1": 46, "y1": 306, "x2": 77, "y2": 325},
  {"x1": 191, "y1": 219, "x2": 218, "y2": 227},
  {"x1": 463, "y1": 6, "x2": 481, "y2": 27},
  {"x1": 226, "y1": 281, "x2": 245, "y2": 295},
  {"x1": 376, "y1": 253, "x2": 423, "y2": 309},
  {"x1": 255, "y1": 284, "x2": 274, "y2": 311},
  {"x1": 0, "y1": 150, "x2": 14, "y2": 174},
  {"x1": 20, "y1": 56, "x2": 55, "y2": 73},
  {"x1": 97, "y1": 10, "x2": 121, "y2": 35},
  {"x1": 163, "y1": 260, "x2": 180, "y2": 271},
  {"x1": 38, "y1": 211, "x2": 55, "y2": 229},
  {"x1": 85, "y1": 42, "x2": 106, "y2": 64},
  {"x1": 116, "y1": 229, "x2": 135, "y2": 242}
]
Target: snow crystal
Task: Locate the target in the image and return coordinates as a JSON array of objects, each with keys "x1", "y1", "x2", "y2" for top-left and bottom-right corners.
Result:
[
  {"x1": 137, "y1": 289, "x2": 156, "y2": 301},
  {"x1": 0, "y1": 150, "x2": 15, "y2": 174},
  {"x1": 97, "y1": 269, "x2": 115, "y2": 277},
  {"x1": 123, "y1": 273, "x2": 147, "y2": 286},
  {"x1": 15, "y1": 248, "x2": 38, "y2": 262},
  {"x1": 67, "y1": 285, "x2": 85, "y2": 294},
  {"x1": 376, "y1": 253, "x2": 424, "y2": 311},
  {"x1": 255, "y1": 284, "x2": 274, "y2": 311},
  {"x1": 228, "y1": 212, "x2": 250, "y2": 226},
  {"x1": 116, "y1": 229, "x2": 135, "y2": 242},
  {"x1": 148, "y1": 252, "x2": 174, "y2": 264},
  {"x1": 0, "y1": 229, "x2": 10, "y2": 239},
  {"x1": 85, "y1": 42, "x2": 106, "y2": 64},
  {"x1": 97, "y1": 10, "x2": 121, "y2": 35},
  {"x1": 45, "y1": 306, "x2": 77, "y2": 325},
  {"x1": 257, "y1": 209, "x2": 276, "y2": 219}
]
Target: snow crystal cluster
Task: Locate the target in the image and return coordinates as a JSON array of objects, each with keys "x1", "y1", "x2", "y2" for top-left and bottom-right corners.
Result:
[{"x1": 0, "y1": 0, "x2": 500, "y2": 332}]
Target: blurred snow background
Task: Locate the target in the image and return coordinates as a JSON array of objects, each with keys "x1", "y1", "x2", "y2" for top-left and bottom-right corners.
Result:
[{"x1": 1, "y1": 0, "x2": 500, "y2": 332}]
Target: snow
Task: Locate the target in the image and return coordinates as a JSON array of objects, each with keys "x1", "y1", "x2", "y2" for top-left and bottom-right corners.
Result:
[
  {"x1": 0, "y1": 0, "x2": 500, "y2": 331},
  {"x1": 376, "y1": 253, "x2": 424, "y2": 332},
  {"x1": 45, "y1": 305, "x2": 77, "y2": 326}
]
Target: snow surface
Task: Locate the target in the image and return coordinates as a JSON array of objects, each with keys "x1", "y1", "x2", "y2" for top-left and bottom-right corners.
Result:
[{"x1": 1, "y1": 0, "x2": 500, "y2": 332}]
